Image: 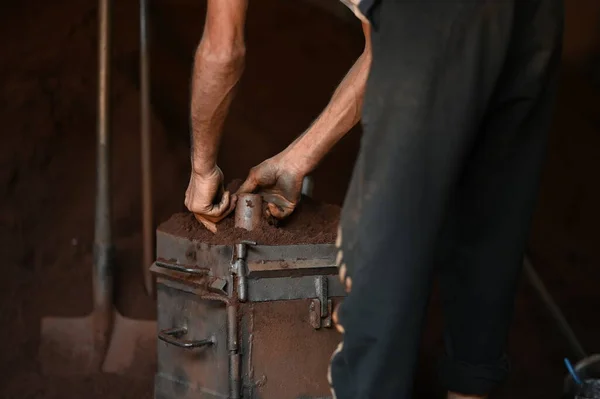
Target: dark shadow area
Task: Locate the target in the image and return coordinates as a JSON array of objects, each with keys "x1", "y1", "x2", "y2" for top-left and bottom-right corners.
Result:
[{"x1": 0, "y1": 0, "x2": 598, "y2": 397}]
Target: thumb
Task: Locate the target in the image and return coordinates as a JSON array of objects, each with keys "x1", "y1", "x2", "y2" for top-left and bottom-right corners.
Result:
[
  {"x1": 203, "y1": 190, "x2": 231, "y2": 217},
  {"x1": 237, "y1": 174, "x2": 258, "y2": 195}
]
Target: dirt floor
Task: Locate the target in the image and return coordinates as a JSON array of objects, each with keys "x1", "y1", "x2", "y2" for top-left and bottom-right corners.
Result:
[{"x1": 0, "y1": 0, "x2": 599, "y2": 398}]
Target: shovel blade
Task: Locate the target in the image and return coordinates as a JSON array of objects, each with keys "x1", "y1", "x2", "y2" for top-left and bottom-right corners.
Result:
[
  {"x1": 39, "y1": 315, "x2": 103, "y2": 375},
  {"x1": 101, "y1": 312, "x2": 157, "y2": 375}
]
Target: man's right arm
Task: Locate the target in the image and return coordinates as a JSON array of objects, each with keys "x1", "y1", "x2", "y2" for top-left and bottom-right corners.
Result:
[
  {"x1": 185, "y1": 0, "x2": 247, "y2": 232},
  {"x1": 190, "y1": 0, "x2": 247, "y2": 175}
]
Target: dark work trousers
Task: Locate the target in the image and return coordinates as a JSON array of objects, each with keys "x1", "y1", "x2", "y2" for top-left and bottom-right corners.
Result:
[{"x1": 329, "y1": 1, "x2": 564, "y2": 398}]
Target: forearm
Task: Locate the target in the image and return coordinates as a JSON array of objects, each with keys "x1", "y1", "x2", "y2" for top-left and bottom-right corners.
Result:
[
  {"x1": 190, "y1": 49, "x2": 244, "y2": 174},
  {"x1": 287, "y1": 23, "x2": 372, "y2": 174},
  {"x1": 190, "y1": 0, "x2": 248, "y2": 175}
]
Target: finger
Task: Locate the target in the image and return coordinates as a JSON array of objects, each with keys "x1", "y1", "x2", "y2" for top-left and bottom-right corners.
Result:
[
  {"x1": 267, "y1": 202, "x2": 284, "y2": 219},
  {"x1": 262, "y1": 193, "x2": 295, "y2": 218},
  {"x1": 267, "y1": 202, "x2": 294, "y2": 219},
  {"x1": 214, "y1": 193, "x2": 237, "y2": 221},
  {"x1": 261, "y1": 192, "x2": 293, "y2": 208},
  {"x1": 226, "y1": 194, "x2": 238, "y2": 215},
  {"x1": 194, "y1": 214, "x2": 217, "y2": 233},
  {"x1": 184, "y1": 189, "x2": 190, "y2": 209},
  {"x1": 237, "y1": 174, "x2": 258, "y2": 194},
  {"x1": 202, "y1": 191, "x2": 231, "y2": 217},
  {"x1": 216, "y1": 179, "x2": 225, "y2": 199},
  {"x1": 214, "y1": 190, "x2": 231, "y2": 214},
  {"x1": 198, "y1": 191, "x2": 237, "y2": 223}
]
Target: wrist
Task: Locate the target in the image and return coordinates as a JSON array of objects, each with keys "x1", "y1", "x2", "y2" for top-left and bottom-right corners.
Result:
[
  {"x1": 191, "y1": 157, "x2": 217, "y2": 177},
  {"x1": 283, "y1": 139, "x2": 317, "y2": 176}
]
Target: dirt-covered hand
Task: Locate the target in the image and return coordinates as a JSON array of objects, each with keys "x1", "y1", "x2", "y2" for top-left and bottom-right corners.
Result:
[
  {"x1": 237, "y1": 154, "x2": 304, "y2": 219},
  {"x1": 185, "y1": 166, "x2": 237, "y2": 233}
]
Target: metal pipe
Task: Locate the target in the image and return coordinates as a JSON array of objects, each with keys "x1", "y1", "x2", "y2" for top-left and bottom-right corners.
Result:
[
  {"x1": 235, "y1": 194, "x2": 262, "y2": 231},
  {"x1": 232, "y1": 243, "x2": 249, "y2": 302},
  {"x1": 93, "y1": 0, "x2": 114, "y2": 348},
  {"x1": 228, "y1": 287, "x2": 241, "y2": 398},
  {"x1": 140, "y1": 0, "x2": 154, "y2": 296},
  {"x1": 523, "y1": 256, "x2": 587, "y2": 360},
  {"x1": 230, "y1": 350, "x2": 241, "y2": 399},
  {"x1": 227, "y1": 304, "x2": 238, "y2": 353}
]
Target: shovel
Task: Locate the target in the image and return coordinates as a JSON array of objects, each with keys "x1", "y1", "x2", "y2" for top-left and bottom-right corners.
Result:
[{"x1": 39, "y1": 0, "x2": 156, "y2": 376}]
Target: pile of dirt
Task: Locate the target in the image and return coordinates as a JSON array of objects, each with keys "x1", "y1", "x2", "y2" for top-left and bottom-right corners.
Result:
[{"x1": 159, "y1": 191, "x2": 340, "y2": 245}]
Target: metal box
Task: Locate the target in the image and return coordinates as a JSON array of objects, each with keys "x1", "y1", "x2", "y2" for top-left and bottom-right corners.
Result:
[{"x1": 152, "y1": 229, "x2": 344, "y2": 399}]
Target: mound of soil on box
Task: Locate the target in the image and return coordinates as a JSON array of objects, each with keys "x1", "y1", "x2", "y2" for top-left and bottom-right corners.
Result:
[{"x1": 159, "y1": 185, "x2": 340, "y2": 245}]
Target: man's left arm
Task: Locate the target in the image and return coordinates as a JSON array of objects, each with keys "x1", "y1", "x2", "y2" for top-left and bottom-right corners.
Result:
[
  {"x1": 238, "y1": 22, "x2": 372, "y2": 218},
  {"x1": 288, "y1": 21, "x2": 372, "y2": 174}
]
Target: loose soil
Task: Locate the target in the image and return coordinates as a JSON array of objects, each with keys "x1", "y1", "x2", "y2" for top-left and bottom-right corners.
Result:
[{"x1": 159, "y1": 193, "x2": 340, "y2": 245}]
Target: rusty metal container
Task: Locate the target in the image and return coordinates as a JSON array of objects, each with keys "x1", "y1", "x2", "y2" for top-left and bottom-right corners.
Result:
[{"x1": 151, "y1": 227, "x2": 344, "y2": 399}]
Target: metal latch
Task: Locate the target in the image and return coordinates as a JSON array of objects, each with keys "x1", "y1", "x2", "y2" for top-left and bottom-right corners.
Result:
[
  {"x1": 309, "y1": 275, "x2": 332, "y2": 329},
  {"x1": 231, "y1": 240, "x2": 256, "y2": 302}
]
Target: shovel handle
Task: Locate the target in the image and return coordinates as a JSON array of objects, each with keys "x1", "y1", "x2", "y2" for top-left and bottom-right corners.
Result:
[{"x1": 159, "y1": 327, "x2": 215, "y2": 349}]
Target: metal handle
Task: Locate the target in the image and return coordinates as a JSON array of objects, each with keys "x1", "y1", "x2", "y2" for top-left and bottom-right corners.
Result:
[
  {"x1": 140, "y1": 0, "x2": 154, "y2": 297},
  {"x1": 92, "y1": 0, "x2": 114, "y2": 347},
  {"x1": 155, "y1": 260, "x2": 210, "y2": 276},
  {"x1": 158, "y1": 327, "x2": 215, "y2": 349}
]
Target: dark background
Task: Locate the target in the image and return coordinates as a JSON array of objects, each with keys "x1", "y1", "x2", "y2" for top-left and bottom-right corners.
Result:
[{"x1": 0, "y1": 0, "x2": 598, "y2": 397}]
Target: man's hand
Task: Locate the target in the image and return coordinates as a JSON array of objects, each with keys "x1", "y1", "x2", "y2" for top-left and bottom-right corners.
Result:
[
  {"x1": 185, "y1": 166, "x2": 237, "y2": 233},
  {"x1": 237, "y1": 153, "x2": 305, "y2": 219}
]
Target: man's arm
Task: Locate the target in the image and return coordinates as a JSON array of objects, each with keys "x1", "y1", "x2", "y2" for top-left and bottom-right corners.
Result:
[
  {"x1": 280, "y1": 21, "x2": 372, "y2": 175},
  {"x1": 185, "y1": 0, "x2": 247, "y2": 232},
  {"x1": 191, "y1": 0, "x2": 248, "y2": 174},
  {"x1": 238, "y1": 22, "x2": 372, "y2": 218}
]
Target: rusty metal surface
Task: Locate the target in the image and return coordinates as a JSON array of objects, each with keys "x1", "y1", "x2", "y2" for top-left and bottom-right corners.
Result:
[
  {"x1": 242, "y1": 300, "x2": 343, "y2": 399},
  {"x1": 247, "y1": 275, "x2": 345, "y2": 303},
  {"x1": 154, "y1": 229, "x2": 345, "y2": 399},
  {"x1": 235, "y1": 194, "x2": 263, "y2": 231},
  {"x1": 156, "y1": 230, "x2": 337, "y2": 278},
  {"x1": 247, "y1": 261, "x2": 337, "y2": 278},
  {"x1": 150, "y1": 264, "x2": 221, "y2": 295},
  {"x1": 245, "y1": 244, "x2": 336, "y2": 268},
  {"x1": 155, "y1": 283, "x2": 230, "y2": 399},
  {"x1": 155, "y1": 232, "x2": 233, "y2": 276}
]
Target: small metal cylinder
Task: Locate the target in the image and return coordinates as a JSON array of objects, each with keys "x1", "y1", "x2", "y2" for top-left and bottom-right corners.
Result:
[
  {"x1": 235, "y1": 194, "x2": 262, "y2": 231},
  {"x1": 237, "y1": 274, "x2": 247, "y2": 303},
  {"x1": 230, "y1": 353, "x2": 241, "y2": 399},
  {"x1": 227, "y1": 304, "x2": 238, "y2": 352},
  {"x1": 302, "y1": 175, "x2": 314, "y2": 197}
]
